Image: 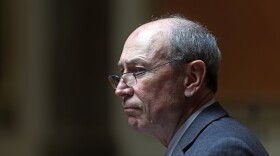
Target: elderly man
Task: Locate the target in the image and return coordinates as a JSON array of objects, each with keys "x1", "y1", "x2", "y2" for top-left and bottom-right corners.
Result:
[{"x1": 108, "y1": 15, "x2": 268, "y2": 156}]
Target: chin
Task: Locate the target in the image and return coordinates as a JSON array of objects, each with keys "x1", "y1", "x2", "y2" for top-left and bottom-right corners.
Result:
[{"x1": 127, "y1": 116, "x2": 149, "y2": 132}]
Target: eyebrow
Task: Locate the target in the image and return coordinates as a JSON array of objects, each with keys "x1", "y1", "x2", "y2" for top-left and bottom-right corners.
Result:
[{"x1": 117, "y1": 58, "x2": 148, "y2": 67}]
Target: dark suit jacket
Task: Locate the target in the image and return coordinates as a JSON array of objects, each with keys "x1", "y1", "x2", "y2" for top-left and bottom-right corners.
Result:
[{"x1": 171, "y1": 102, "x2": 269, "y2": 156}]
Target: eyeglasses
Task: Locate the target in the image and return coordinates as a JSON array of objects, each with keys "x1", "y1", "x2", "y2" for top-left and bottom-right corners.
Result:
[{"x1": 108, "y1": 60, "x2": 179, "y2": 89}]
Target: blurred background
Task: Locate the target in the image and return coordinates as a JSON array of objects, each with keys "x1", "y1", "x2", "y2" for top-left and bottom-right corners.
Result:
[{"x1": 0, "y1": 0, "x2": 279, "y2": 155}]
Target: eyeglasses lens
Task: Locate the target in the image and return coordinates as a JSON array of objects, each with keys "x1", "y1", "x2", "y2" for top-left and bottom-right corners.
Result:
[
  {"x1": 123, "y1": 73, "x2": 136, "y2": 87},
  {"x1": 108, "y1": 75, "x2": 120, "y2": 89}
]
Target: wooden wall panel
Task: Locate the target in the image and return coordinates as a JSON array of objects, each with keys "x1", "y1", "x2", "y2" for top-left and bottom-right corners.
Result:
[{"x1": 152, "y1": 0, "x2": 280, "y2": 102}]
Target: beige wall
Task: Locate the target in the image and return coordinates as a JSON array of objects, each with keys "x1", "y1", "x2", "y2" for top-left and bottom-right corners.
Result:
[{"x1": 153, "y1": 0, "x2": 280, "y2": 101}]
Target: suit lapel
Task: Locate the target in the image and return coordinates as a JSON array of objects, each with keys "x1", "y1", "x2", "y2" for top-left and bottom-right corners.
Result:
[{"x1": 176, "y1": 102, "x2": 229, "y2": 153}]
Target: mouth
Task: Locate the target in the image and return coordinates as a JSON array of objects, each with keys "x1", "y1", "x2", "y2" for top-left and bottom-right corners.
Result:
[{"x1": 123, "y1": 106, "x2": 141, "y2": 115}]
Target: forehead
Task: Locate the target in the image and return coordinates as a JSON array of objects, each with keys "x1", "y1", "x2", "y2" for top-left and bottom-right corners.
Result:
[{"x1": 118, "y1": 21, "x2": 171, "y2": 67}]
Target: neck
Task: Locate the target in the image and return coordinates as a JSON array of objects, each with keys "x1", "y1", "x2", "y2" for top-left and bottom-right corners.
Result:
[
  {"x1": 157, "y1": 88, "x2": 214, "y2": 147},
  {"x1": 177, "y1": 88, "x2": 214, "y2": 130}
]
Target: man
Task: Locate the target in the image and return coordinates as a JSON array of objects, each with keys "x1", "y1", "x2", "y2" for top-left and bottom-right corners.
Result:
[{"x1": 108, "y1": 15, "x2": 269, "y2": 156}]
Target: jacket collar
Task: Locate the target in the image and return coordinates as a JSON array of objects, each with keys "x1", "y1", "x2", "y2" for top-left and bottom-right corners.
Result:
[{"x1": 176, "y1": 102, "x2": 229, "y2": 153}]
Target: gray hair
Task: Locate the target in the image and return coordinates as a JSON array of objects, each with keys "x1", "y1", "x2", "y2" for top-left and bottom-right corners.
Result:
[{"x1": 165, "y1": 15, "x2": 221, "y2": 93}]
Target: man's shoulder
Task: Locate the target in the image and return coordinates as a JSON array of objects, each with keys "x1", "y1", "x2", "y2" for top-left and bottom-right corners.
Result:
[
  {"x1": 197, "y1": 115, "x2": 258, "y2": 144},
  {"x1": 179, "y1": 102, "x2": 269, "y2": 156},
  {"x1": 185, "y1": 118, "x2": 268, "y2": 156}
]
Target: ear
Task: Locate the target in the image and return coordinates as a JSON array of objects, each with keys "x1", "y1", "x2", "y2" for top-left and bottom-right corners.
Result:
[{"x1": 183, "y1": 60, "x2": 206, "y2": 97}]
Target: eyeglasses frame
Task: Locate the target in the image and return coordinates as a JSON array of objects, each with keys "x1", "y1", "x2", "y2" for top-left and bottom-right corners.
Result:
[{"x1": 108, "y1": 59, "x2": 180, "y2": 89}]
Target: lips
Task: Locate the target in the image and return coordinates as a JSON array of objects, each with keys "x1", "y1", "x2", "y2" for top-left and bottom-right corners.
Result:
[
  {"x1": 123, "y1": 105, "x2": 141, "y2": 115},
  {"x1": 124, "y1": 106, "x2": 140, "y2": 111}
]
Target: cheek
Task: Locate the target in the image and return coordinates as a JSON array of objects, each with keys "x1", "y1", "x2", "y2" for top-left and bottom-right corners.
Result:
[
  {"x1": 135, "y1": 71, "x2": 185, "y2": 113},
  {"x1": 143, "y1": 78, "x2": 181, "y2": 101},
  {"x1": 138, "y1": 79, "x2": 182, "y2": 114},
  {"x1": 136, "y1": 80, "x2": 166, "y2": 105}
]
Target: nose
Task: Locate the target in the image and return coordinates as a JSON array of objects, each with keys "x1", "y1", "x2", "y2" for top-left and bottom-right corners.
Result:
[{"x1": 115, "y1": 79, "x2": 134, "y2": 97}]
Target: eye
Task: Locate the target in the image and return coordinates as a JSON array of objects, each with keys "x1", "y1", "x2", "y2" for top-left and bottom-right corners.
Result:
[{"x1": 134, "y1": 67, "x2": 146, "y2": 76}]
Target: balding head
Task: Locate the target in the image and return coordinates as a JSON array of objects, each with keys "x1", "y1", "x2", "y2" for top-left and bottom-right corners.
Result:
[
  {"x1": 121, "y1": 16, "x2": 221, "y2": 93},
  {"x1": 112, "y1": 15, "x2": 220, "y2": 143},
  {"x1": 120, "y1": 19, "x2": 173, "y2": 64}
]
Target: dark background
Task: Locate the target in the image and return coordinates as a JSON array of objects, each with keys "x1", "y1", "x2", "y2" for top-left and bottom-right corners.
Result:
[{"x1": 1, "y1": 0, "x2": 279, "y2": 155}]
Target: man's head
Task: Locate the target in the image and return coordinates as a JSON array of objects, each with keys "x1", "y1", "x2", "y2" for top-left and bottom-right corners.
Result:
[
  {"x1": 109, "y1": 15, "x2": 221, "y2": 143},
  {"x1": 166, "y1": 15, "x2": 221, "y2": 93}
]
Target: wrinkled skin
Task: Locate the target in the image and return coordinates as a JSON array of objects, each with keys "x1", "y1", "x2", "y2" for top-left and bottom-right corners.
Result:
[{"x1": 115, "y1": 19, "x2": 213, "y2": 146}]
